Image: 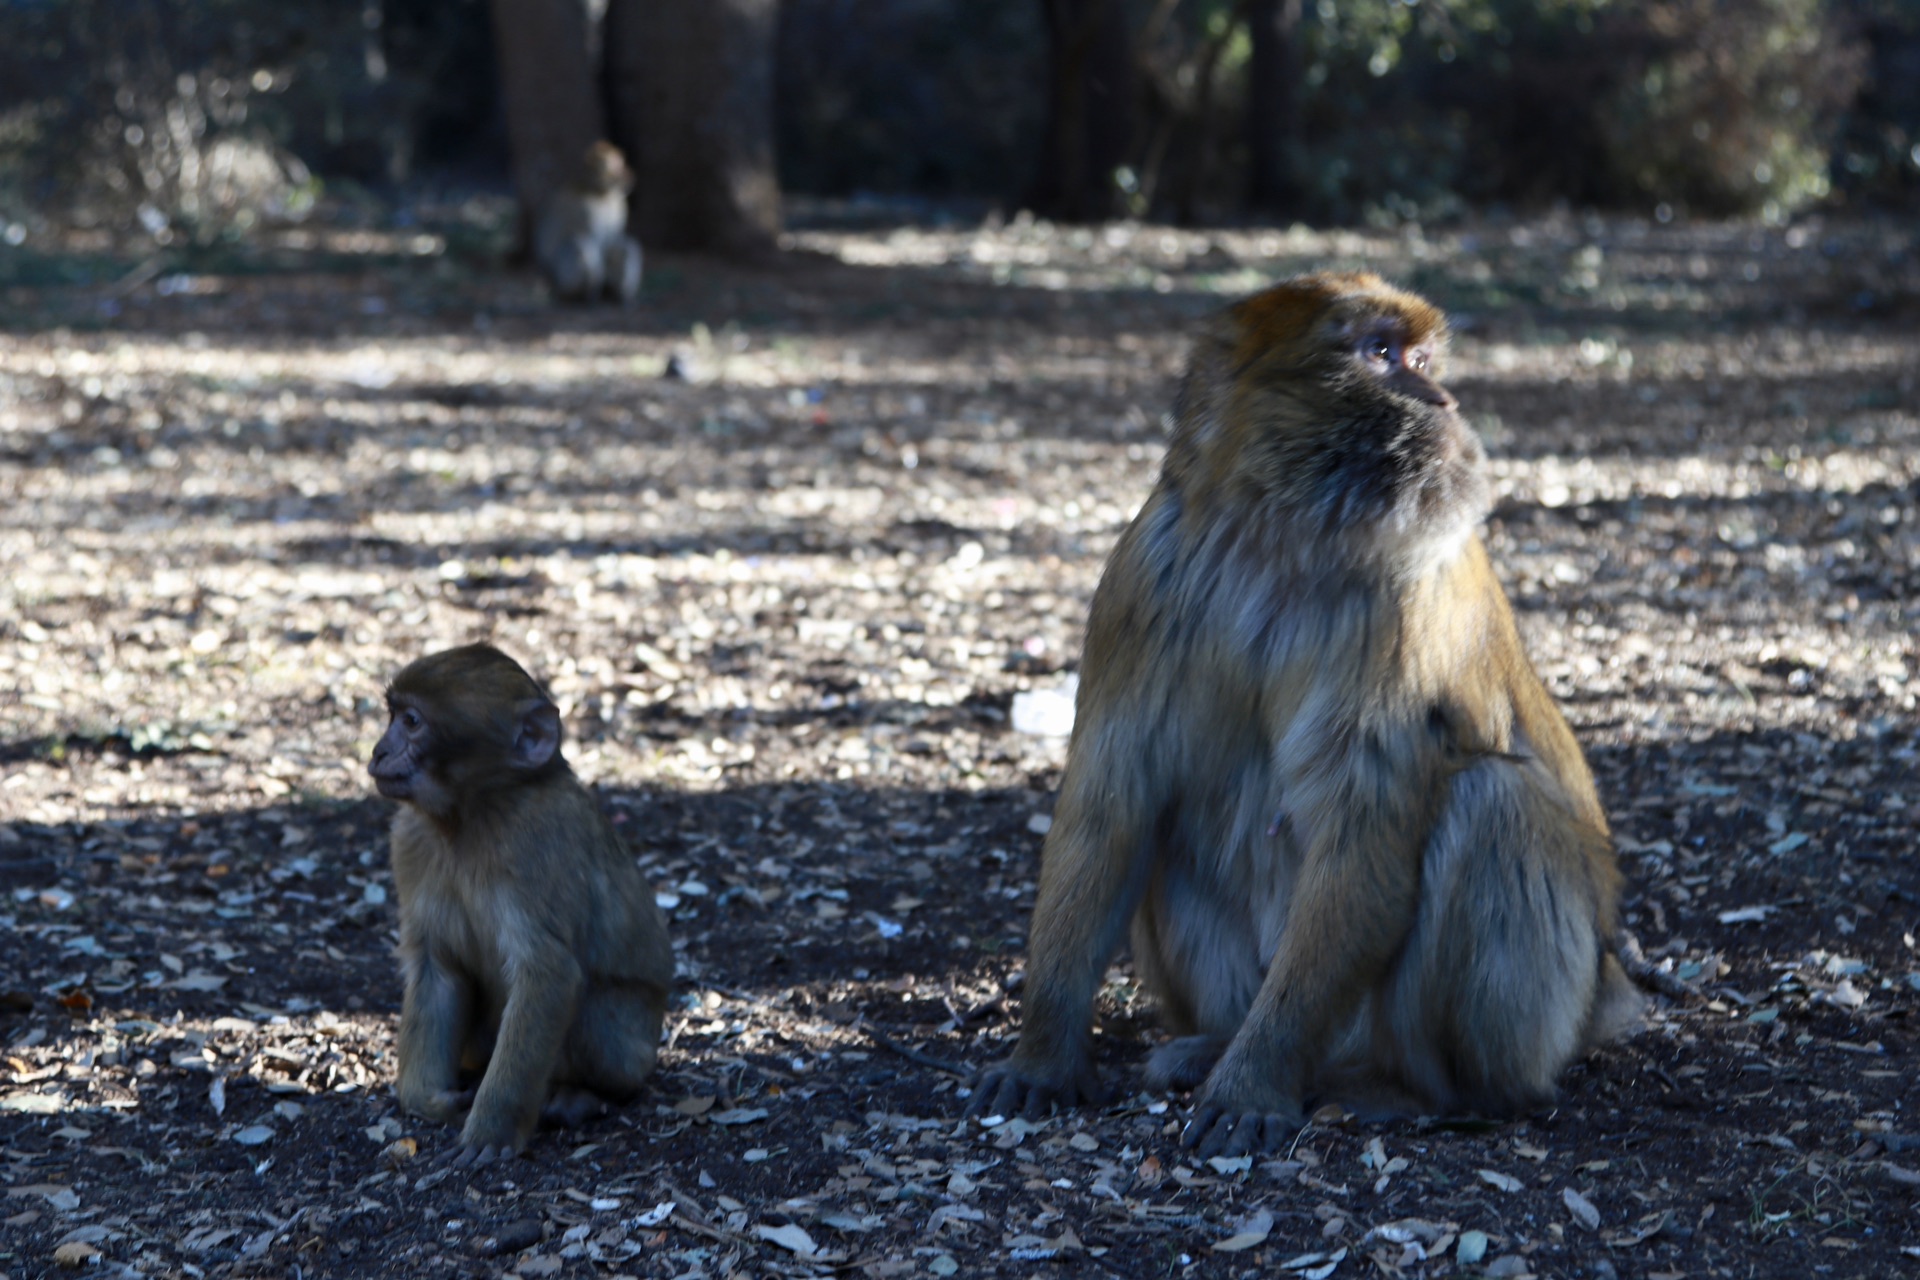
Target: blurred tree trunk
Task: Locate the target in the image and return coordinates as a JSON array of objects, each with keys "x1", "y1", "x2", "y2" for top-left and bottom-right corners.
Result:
[
  {"x1": 1246, "y1": 0, "x2": 1303, "y2": 216},
  {"x1": 1029, "y1": 0, "x2": 1136, "y2": 221},
  {"x1": 605, "y1": 0, "x2": 781, "y2": 255},
  {"x1": 488, "y1": 0, "x2": 606, "y2": 238}
]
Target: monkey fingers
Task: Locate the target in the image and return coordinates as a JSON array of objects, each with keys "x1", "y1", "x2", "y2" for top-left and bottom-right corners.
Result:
[
  {"x1": 966, "y1": 1062, "x2": 1107, "y2": 1121},
  {"x1": 445, "y1": 1141, "x2": 517, "y2": 1171},
  {"x1": 1180, "y1": 1105, "x2": 1297, "y2": 1159}
]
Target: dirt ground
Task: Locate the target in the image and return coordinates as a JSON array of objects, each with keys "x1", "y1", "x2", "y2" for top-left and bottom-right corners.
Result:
[{"x1": 1, "y1": 207, "x2": 1917, "y2": 1280}]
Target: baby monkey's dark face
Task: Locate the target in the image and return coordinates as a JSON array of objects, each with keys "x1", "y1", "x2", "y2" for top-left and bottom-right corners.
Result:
[{"x1": 369, "y1": 697, "x2": 426, "y2": 801}]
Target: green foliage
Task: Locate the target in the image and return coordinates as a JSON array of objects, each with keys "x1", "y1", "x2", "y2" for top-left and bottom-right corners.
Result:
[
  {"x1": 0, "y1": 0, "x2": 497, "y2": 241},
  {"x1": 779, "y1": 0, "x2": 1876, "y2": 222},
  {"x1": 0, "y1": 0, "x2": 316, "y2": 241},
  {"x1": 0, "y1": 0, "x2": 1903, "y2": 229},
  {"x1": 1595, "y1": 0, "x2": 1865, "y2": 215},
  {"x1": 1282, "y1": 0, "x2": 1863, "y2": 220}
]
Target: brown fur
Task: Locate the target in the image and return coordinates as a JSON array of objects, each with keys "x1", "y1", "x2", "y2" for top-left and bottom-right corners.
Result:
[
  {"x1": 370, "y1": 644, "x2": 672, "y2": 1158},
  {"x1": 970, "y1": 273, "x2": 1639, "y2": 1155},
  {"x1": 534, "y1": 140, "x2": 642, "y2": 305}
]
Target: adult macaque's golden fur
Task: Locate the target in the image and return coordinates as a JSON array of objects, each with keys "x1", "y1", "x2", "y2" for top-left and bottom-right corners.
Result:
[
  {"x1": 372, "y1": 644, "x2": 671, "y2": 1160},
  {"x1": 973, "y1": 273, "x2": 1639, "y2": 1155}
]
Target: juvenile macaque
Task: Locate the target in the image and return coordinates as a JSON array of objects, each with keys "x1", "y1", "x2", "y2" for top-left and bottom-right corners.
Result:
[
  {"x1": 534, "y1": 140, "x2": 643, "y2": 305},
  {"x1": 369, "y1": 644, "x2": 671, "y2": 1161},
  {"x1": 972, "y1": 273, "x2": 1639, "y2": 1155}
]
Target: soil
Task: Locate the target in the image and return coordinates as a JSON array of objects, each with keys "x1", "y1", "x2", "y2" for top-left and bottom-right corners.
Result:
[{"x1": 1, "y1": 207, "x2": 1917, "y2": 1280}]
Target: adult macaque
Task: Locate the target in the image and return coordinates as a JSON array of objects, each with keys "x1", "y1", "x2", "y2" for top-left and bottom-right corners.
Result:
[
  {"x1": 972, "y1": 273, "x2": 1639, "y2": 1155},
  {"x1": 534, "y1": 140, "x2": 643, "y2": 306},
  {"x1": 369, "y1": 643, "x2": 671, "y2": 1161}
]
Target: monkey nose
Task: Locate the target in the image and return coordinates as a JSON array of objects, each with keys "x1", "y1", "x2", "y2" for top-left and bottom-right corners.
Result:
[{"x1": 1394, "y1": 368, "x2": 1456, "y2": 409}]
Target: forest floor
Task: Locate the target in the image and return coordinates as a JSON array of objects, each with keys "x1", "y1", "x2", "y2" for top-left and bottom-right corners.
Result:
[{"x1": 1, "y1": 204, "x2": 1917, "y2": 1280}]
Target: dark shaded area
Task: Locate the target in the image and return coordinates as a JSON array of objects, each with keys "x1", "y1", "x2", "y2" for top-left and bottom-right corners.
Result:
[
  {"x1": 3, "y1": 706, "x2": 1917, "y2": 1275},
  {"x1": 1, "y1": 0, "x2": 1917, "y2": 236}
]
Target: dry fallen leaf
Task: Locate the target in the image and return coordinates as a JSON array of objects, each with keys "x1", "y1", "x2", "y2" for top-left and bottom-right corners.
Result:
[
  {"x1": 1605, "y1": 1209, "x2": 1672, "y2": 1247},
  {"x1": 1215, "y1": 1208, "x2": 1274, "y2": 1253},
  {"x1": 708, "y1": 1107, "x2": 771, "y2": 1126},
  {"x1": 753, "y1": 1222, "x2": 821, "y2": 1256},
  {"x1": 1280, "y1": 1245, "x2": 1348, "y2": 1278},
  {"x1": 1563, "y1": 1187, "x2": 1602, "y2": 1231},
  {"x1": 52, "y1": 1241, "x2": 101, "y2": 1268},
  {"x1": 1477, "y1": 1168, "x2": 1523, "y2": 1193}
]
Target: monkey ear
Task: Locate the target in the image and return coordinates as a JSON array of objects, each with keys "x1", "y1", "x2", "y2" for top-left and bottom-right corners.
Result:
[{"x1": 509, "y1": 699, "x2": 562, "y2": 771}]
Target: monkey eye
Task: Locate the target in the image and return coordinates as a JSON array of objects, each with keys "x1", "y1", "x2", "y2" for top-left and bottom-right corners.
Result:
[
  {"x1": 399, "y1": 707, "x2": 424, "y2": 733},
  {"x1": 1361, "y1": 334, "x2": 1395, "y2": 367},
  {"x1": 1410, "y1": 349, "x2": 1431, "y2": 373}
]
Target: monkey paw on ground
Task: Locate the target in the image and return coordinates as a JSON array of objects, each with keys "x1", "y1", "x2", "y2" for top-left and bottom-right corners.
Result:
[
  {"x1": 443, "y1": 1140, "x2": 519, "y2": 1171},
  {"x1": 966, "y1": 1059, "x2": 1111, "y2": 1120},
  {"x1": 1180, "y1": 1103, "x2": 1303, "y2": 1158}
]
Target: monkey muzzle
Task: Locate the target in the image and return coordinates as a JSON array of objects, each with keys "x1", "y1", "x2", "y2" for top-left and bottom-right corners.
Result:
[
  {"x1": 368, "y1": 739, "x2": 417, "y2": 800},
  {"x1": 1386, "y1": 365, "x2": 1457, "y2": 410}
]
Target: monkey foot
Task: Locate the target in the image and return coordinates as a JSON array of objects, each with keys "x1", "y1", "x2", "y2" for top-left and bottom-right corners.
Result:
[
  {"x1": 1143, "y1": 1035, "x2": 1229, "y2": 1092},
  {"x1": 444, "y1": 1141, "x2": 520, "y2": 1171},
  {"x1": 541, "y1": 1087, "x2": 608, "y2": 1129},
  {"x1": 1180, "y1": 1104, "x2": 1301, "y2": 1158},
  {"x1": 966, "y1": 1061, "x2": 1108, "y2": 1121}
]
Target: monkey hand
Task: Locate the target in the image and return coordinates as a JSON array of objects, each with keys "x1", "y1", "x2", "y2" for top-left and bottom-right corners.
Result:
[
  {"x1": 966, "y1": 1056, "x2": 1109, "y2": 1121},
  {"x1": 1180, "y1": 1069, "x2": 1304, "y2": 1158}
]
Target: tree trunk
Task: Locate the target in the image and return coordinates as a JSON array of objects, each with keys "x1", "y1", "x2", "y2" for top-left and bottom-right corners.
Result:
[
  {"x1": 488, "y1": 0, "x2": 606, "y2": 235},
  {"x1": 605, "y1": 0, "x2": 781, "y2": 255},
  {"x1": 1028, "y1": 0, "x2": 1136, "y2": 222},
  {"x1": 1246, "y1": 0, "x2": 1304, "y2": 215}
]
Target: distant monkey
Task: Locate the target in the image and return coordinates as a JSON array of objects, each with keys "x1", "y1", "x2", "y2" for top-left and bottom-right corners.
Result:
[
  {"x1": 369, "y1": 644, "x2": 672, "y2": 1161},
  {"x1": 534, "y1": 140, "x2": 643, "y2": 305},
  {"x1": 971, "y1": 273, "x2": 1640, "y2": 1156}
]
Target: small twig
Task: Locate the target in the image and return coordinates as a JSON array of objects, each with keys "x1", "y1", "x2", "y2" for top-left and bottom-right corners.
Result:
[
  {"x1": 955, "y1": 994, "x2": 1005, "y2": 1026},
  {"x1": 651, "y1": 1179, "x2": 755, "y2": 1246},
  {"x1": 103, "y1": 256, "x2": 167, "y2": 301},
  {"x1": 669, "y1": 1211, "x2": 750, "y2": 1245},
  {"x1": 860, "y1": 1019, "x2": 970, "y2": 1078}
]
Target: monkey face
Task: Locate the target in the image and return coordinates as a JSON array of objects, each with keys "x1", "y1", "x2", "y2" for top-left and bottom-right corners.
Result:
[
  {"x1": 370, "y1": 644, "x2": 566, "y2": 822},
  {"x1": 1311, "y1": 302, "x2": 1489, "y2": 539},
  {"x1": 1196, "y1": 277, "x2": 1491, "y2": 555},
  {"x1": 370, "y1": 695, "x2": 456, "y2": 817},
  {"x1": 581, "y1": 141, "x2": 635, "y2": 196}
]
